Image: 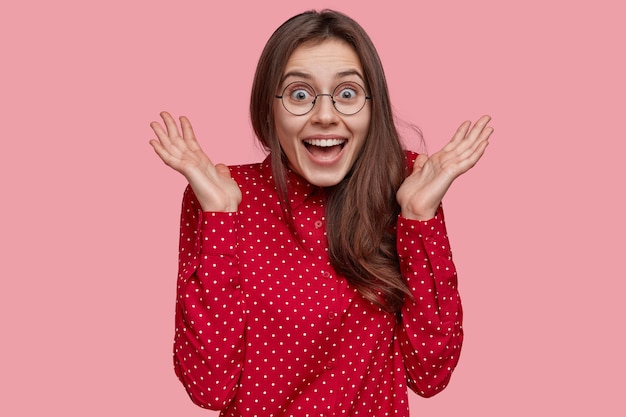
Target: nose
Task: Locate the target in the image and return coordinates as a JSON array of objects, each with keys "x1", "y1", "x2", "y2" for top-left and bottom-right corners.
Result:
[{"x1": 310, "y1": 94, "x2": 339, "y2": 124}]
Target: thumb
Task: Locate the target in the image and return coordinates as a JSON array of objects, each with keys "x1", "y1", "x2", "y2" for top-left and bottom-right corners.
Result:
[
  {"x1": 215, "y1": 163, "x2": 232, "y2": 179},
  {"x1": 413, "y1": 154, "x2": 428, "y2": 172}
]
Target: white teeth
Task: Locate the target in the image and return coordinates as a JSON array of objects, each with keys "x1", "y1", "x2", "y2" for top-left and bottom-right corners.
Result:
[{"x1": 304, "y1": 138, "x2": 346, "y2": 147}]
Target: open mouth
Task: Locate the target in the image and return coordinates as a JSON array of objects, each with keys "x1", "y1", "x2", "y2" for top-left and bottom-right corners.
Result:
[{"x1": 303, "y1": 138, "x2": 347, "y2": 160}]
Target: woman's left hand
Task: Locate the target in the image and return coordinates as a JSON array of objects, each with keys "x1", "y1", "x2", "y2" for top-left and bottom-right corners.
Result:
[{"x1": 396, "y1": 115, "x2": 494, "y2": 220}]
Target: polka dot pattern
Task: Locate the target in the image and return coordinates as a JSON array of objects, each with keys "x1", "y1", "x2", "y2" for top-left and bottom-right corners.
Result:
[{"x1": 172, "y1": 154, "x2": 463, "y2": 416}]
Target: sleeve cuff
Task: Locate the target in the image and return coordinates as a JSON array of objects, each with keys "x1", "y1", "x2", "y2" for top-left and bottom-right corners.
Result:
[
  {"x1": 397, "y1": 208, "x2": 451, "y2": 257},
  {"x1": 398, "y1": 206, "x2": 447, "y2": 238},
  {"x1": 198, "y1": 211, "x2": 238, "y2": 255}
]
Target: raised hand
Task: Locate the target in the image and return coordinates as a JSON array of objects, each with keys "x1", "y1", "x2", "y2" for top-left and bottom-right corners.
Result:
[
  {"x1": 397, "y1": 115, "x2": 493, "y2": 220},
  {"x1": 149, "y1": 112, "x2": 242, "y2": 212}
]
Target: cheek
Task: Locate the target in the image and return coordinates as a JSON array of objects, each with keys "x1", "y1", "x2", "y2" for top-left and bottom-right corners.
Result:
[
  {"x1": 353, "y1": 112, "x2": 371, "y2": 142},
  {"x1": 275, "y1": 113, "x2": 304, "y2": 147},
  {"x1": 359, "y1": 118, "x2": 370, "y2": 136},
  {"x1": 274, "y1": 103, "x2": 289, "y2": 134}
]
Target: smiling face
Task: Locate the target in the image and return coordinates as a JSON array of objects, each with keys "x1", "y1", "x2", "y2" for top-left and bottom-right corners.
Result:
[{"x1": 274, "y1": 39, "x2": 371, "y2": 187}]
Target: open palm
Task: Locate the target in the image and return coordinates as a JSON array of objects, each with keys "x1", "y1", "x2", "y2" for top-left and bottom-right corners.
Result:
[
  {"x1": 397, "y1": 115, "x2": 493, "y2": 220},
  {"x1": 149, "y1": 112, "x2": 242, "y2": 212}
]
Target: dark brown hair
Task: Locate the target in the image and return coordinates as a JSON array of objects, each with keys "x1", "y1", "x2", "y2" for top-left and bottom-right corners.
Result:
[{"x1": 250, "y1": 9, "x2": 410, "y2": 313}]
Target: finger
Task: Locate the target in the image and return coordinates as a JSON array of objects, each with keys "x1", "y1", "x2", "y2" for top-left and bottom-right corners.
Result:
[
  {"x1": 446, "y1": 115, "x2": 492, "y2": 154},
  {"x1": 179, "y1": 116, "x2": 202, "y2": 151},
  {"x1": 180, "y1": 116, "x2": 195, "y2": 139},
  {"x1": 460, "y1": 129, "x2": 492, "y2": 170},
  {"x1": 464, "y1": 125, "x2": 493, "y2": 156},
  {"x1": 160, "y1": 111, "x2": 181, "y2": 138},
  {"x1": 150, "y1": 120, "x2": 173, "y2": 147},
  {"x1": 474, "y1": 114, "x2": 492, "y2": 127},
  {"x1": 478, "y1": 125, "x2": 494, "y2": 144},
  {"x1": 463, "y1": 138, "x2": 490, "y2": 169},
  {"x1": 443, "y1": 120, "x2": 471, "y2": 151},
  {"x1": 465, "y1": 115, "x2": 492, "y2": 144},
  {"x1": 149, "y1": 139, "x2": 176, "y2": 167}
]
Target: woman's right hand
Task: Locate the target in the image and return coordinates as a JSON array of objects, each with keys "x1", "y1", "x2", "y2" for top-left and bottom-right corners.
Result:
[{"x1": 149, "y1": 111, "x2": 242, "y2": 212}]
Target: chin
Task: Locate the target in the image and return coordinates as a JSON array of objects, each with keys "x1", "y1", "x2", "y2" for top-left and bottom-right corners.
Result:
[{"x1": 301, "y1": 169, "x2": 348, "y2": 187}]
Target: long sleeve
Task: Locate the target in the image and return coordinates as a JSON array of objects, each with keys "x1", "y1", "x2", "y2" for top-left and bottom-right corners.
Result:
[
  {"x1": 395, "y1": 207, "x2": 464, "y2": 397},
  {"x1": 172, "y1": 186, "x2": 246, "y2": 409}
]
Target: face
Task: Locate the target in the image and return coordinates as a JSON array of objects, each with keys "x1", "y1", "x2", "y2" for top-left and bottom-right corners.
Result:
[{"x1": 274, "y1": 39, "x2": 371, "y2": 187}]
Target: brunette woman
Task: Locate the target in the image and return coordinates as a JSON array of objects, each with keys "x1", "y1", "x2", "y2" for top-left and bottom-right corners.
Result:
[{"x1": 150, "y1": 9, "x2": 493, "y2": 416}]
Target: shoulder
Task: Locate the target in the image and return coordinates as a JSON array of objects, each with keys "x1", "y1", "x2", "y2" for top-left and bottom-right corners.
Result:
[{"x1": 227, "y1": 159, "x2": 270, "y2": 187}]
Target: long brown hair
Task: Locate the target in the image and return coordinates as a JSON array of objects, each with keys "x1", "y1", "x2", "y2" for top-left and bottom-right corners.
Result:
[{"x1": 250, "y1": 9, "x2": 410, "y2": 313}]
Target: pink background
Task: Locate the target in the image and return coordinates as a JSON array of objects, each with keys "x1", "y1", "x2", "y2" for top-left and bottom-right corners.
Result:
[{"x1": 1, "y1": 0, "x2": 624, "y2": 415}]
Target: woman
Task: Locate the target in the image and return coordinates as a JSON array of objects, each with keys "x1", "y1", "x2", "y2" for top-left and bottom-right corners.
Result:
[{"x1": 149, "y1": 9, "x2": 493, "y2": 417}]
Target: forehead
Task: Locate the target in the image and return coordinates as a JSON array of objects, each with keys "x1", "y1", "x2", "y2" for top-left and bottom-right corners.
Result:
[{"x1": 282, "y1": 39, "x2": 363, "y2": 82}]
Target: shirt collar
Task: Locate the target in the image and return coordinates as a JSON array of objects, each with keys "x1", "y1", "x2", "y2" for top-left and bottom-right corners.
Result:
[{"x1": 261, "y1": 154, "x2": 324, "y2": 209}]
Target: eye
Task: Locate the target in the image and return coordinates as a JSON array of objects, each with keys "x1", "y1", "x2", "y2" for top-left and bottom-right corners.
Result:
[
  {"x1": 334, "y1": 83, "x2": 362, "y2": 102},
  {"x1": 292, "y1": 89, "x2": 311, "y2": 101},
  {"x1": 285, "y1": 83, "x2": 315, "y2": 102},
  {"x1": 338, "y1": 87, "x2": 357, "y2": 99}
]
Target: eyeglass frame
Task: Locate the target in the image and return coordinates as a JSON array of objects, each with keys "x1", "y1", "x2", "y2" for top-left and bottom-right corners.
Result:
[{"x1": 275, "y1": 81, "x2": 372, "y2": 116}]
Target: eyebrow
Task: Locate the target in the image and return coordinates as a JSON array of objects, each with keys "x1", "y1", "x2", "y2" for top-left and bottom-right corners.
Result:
[{"x1": 281, "y1": 69, "x2": 365, "y2": 84}]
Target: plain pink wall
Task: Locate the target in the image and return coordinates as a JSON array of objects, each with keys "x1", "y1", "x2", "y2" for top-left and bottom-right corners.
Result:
[{"x1": 1, "y1": 0, "x2": 624, "y2": 415}]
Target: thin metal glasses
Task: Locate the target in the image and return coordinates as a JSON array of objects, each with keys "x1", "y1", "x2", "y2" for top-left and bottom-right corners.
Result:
[{"x1": 275, "y1": 81, "x2": 371, "y2": 116}]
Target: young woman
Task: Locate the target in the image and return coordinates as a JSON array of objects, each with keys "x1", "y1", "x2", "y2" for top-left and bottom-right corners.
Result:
[{"x1": 149, "y1": 9, "x2": 493, "y2": 417}]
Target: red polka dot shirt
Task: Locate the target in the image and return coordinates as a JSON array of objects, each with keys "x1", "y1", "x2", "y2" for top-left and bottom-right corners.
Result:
[{"x1": 173, "y1": 153, "x2": 463, "y2": 416}]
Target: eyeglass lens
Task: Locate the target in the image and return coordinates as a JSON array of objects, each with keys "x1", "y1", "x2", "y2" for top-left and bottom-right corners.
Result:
[{"x1": 279, "y1": 81, "x2": 368, "y2": 116}]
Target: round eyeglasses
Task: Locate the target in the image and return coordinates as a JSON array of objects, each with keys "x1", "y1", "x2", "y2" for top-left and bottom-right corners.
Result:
[{"x1": 275, "y1": 81, "x2": 371, "y2": 116}]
